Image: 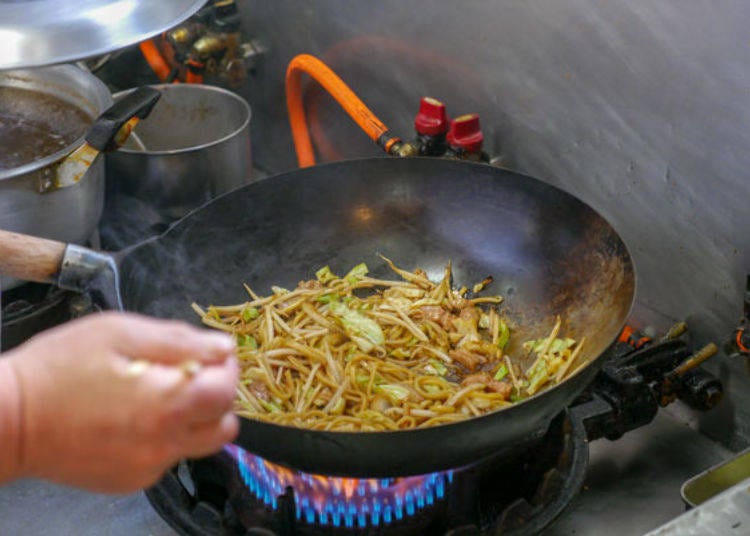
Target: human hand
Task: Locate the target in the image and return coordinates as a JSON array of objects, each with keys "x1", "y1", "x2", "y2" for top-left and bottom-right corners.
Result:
[{"x1": 2, "y1": 312, "x2": 238, "y2": 493}]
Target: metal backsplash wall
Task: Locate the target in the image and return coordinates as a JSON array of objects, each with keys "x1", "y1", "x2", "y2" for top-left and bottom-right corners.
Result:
[{"x1": 237, "y1": 0, "x2": 750, "y2": 443}]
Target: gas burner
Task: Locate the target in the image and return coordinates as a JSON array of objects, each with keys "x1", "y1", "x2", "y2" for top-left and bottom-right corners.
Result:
[
  {"x1": 146, "y1": 410, "x2": 588, "y2": 536},
  {"x1": 145, "y1": 323, "x2": 724, "y2": 535},
  {"x1": 226, "y1": 445, "x2": 453, "y2": 528},
  {"x1": 1, "y1": 283, "x2": 93, "y2": 351}
]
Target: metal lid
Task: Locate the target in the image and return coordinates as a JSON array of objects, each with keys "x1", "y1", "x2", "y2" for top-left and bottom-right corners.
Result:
[{"x1": 0, "y1": 0, "x2": 205, "y2": 70}]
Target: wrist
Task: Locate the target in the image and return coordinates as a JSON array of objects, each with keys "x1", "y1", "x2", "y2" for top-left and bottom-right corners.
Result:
[{"x1": 0, "y1": 355, "x2": 24, "y2": 482}]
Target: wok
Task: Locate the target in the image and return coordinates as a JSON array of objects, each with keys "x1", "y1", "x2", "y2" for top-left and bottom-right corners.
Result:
[{"x1": 0, "y1": 157, "x2": 635, "y2": 477}]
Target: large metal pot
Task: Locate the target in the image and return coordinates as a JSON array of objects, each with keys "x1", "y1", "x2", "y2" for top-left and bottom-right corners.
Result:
[
  {"x1": 0, "y1": 66, "x2": 112, "y2": 290},
  {"x1": 105, "y1": 84, "x2": 252, "y2": 222}
]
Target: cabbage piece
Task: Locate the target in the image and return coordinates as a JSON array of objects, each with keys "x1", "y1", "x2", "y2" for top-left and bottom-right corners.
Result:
[
  {"x1": 496, "y1": 319, "x2": 510, "y2": 351},
  {"x1": 329, "y1": 398, "x2": 346, "y2": 415},
  {"x1": 330, "y1": 300, "x2": 384, "y2": 352},
  {"x1": 526, "y1": 360, "x2": 549, "y2": 395},
  {"x1": 376, "y1": 384, "x2": 410, "y2": 403},
  {"x1": 345, "y1": 262, "x2": 369, "y2": 284},
  {"x1": 241, "y1": 307, "x2": 259, "y2": 321},
  {"x1": 494, "y1": 363, "x2": 508, "y2": 381},
  {"x1": 390, "y1": 348, "x2": 411, "y2": 359},
  {"x1": 355, "y1": 374, "x2": 371, "y2": 387},
  {"x1": 237, "y1": 334, "x2": 258, "y2": 349},
  {"x1": 260, "y1": 400, "x2": 281, "y2": 413},
  {"x1": 523, "y1": 337, "x2": 575, "y2": 354},
  {"x1": 549, "y1": 338, "x2": 576, "y2": 354},
  {"x1": 316, "y1": 265, "x2": 338, "y2": 283},
  {"x1": 424, "y1": 358, "x2": 448, "y2": 376},
  {"x1": 355, "y1": 373, "x2": 384, "y2": 390}
]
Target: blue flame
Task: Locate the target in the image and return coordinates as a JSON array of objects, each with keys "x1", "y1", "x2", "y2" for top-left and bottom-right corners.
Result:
[
  {"x1": 224, "y1": 444, "x2": 452, "y2": 528},
  {"x1": 384, "y1": 505, "x2": 393, "y2": 524}
]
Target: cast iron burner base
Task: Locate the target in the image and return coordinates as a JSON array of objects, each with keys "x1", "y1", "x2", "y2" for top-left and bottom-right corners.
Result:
[
  {"x1": 145, "y1": 410, "x2": 588, "y2": 536},
  {"x1": 1, "y1": 283, "x2": 95, "y2": 351}
]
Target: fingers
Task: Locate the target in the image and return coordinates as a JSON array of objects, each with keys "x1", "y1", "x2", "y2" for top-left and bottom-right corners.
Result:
[
  {"x1": 8, "y1": 312, "x2": 242, "y2": 494},
  {"x1": 179, "y1": 357, "x2": 239, "y2": 425},
  {"x1": 180, "y1": 413, "x2": 239, "y2": 459},
  {"x1": 99, "y1": 313, "x2": 240, "y2": 459},
  {"x1": 105, "y1": 313, "x2": 236, "y2": 366},
  {"x1": 130, "y1": 354, "x2": 238, "y2": 432}
]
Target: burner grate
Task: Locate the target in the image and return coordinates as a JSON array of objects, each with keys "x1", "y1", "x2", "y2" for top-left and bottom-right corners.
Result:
[{"x1": 146, "y1": 409, "x2": 589, "y2": 536}]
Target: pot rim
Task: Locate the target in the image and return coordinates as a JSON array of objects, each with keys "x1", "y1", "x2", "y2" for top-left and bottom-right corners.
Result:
[
  {"x1": 112, "y1": 83, "x2": 252, "y2": 156},
  {"x1": 0, "y1": 65, "x2": 113, "y2": 182}
]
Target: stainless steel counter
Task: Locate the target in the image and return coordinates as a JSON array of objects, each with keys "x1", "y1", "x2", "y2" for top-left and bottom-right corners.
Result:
[
  {"x1": 0, "y1": 411, "x2": 733, "y2": 535},
  {"x1": 645, "y1": 477, "x2": 750, "y2": 535},
  {"x1": 549, "y1": 410, "x2": 733, "y2": 535}
]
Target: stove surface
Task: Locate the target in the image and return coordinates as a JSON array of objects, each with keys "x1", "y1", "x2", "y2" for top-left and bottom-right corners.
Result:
[{"x1": 0, "y1": 411, "x2": 732, "y2": 535}]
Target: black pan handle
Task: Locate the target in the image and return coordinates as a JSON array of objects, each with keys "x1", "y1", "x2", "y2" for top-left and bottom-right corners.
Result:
[
  {"x1": 85, "y1": 86, "x2": 161, "y2": 152},
  {"x1": 48, "y1": 87, "x2": 161, "y2": 191}
]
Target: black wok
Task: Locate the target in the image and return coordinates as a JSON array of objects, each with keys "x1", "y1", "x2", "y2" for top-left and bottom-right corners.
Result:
[{"x1": 0, "y1": 157, "x2": 635, "y2": 477}]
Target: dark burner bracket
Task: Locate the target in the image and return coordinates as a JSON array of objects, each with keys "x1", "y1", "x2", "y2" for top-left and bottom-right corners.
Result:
[{"x1": 577, "y1": 333, "x2": 723, "y2": 442}]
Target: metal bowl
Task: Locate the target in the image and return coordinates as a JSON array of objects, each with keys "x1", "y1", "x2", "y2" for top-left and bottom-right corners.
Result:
[{"x1": 104, "y1": 84, "x2": 252, "y2": 225}]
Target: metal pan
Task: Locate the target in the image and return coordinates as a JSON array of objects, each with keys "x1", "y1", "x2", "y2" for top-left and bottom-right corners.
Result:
[{"x1": 0, "y1": 157, "x2": 635, "y2": 477}]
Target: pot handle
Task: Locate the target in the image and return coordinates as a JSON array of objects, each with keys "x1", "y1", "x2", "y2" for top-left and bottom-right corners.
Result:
[
  {"x1": 0, "y1": 229, "x2": 67, "y2": 284},
  {"x1": 51, "y1": 87, "x2": 161, "y2": 190},
  {"x1": 85, "y1": 86, "x2": 161, "y2": 152}
]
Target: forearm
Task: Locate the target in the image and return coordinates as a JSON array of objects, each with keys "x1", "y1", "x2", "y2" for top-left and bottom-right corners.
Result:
[{"x1": 0, "y1": 356, "x2": 23, "y2": 483}]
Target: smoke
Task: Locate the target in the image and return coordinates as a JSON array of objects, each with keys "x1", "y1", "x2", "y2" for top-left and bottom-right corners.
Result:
[{"x1": 99, "y1": 191, "x2": 169, "y2": 251}]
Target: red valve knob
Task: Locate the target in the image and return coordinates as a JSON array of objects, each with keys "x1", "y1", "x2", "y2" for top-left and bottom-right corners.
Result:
[
  {"x1": 414, "y1": 97, "x2": 449, "y2": 136},
  {"x1": 447, "y1": 113, "x2": 484, "y2": 153}
]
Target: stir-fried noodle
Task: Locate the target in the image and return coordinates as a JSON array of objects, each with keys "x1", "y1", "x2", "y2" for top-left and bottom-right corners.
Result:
[{"x1": 192, "y1": 257, "x2": 585, "y2": 431}]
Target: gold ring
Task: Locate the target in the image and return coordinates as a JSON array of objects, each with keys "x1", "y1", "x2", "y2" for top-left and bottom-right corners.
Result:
[
  {"x1": 125, "y1": 359, "x2": 150, "y2": 378},
  {"x1": 179, "y1": 360, "x2": 202, "y2": 379},
  {"x1": 125, "y1": 359, "x2": 202, "y2": 379}
]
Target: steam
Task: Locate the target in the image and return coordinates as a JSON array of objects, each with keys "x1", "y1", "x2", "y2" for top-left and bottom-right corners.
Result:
[{"x1": 99, "y1": 192, "x2": 168, "y2": 251}]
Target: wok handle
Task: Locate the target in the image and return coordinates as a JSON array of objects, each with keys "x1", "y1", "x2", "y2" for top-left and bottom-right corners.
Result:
[{"x1": 0, "y1": 229, "x2": 66, "y2": 284}]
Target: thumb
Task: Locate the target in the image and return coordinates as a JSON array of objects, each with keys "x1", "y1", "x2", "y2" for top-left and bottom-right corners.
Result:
[{"x1": 107, "y1": 314, "x2": 235, "y2": 366}]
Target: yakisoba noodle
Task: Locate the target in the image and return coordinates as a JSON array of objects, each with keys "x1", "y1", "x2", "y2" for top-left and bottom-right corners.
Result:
[{"x1": 192, "y1": 257, "x2": 586, "y2": 431}]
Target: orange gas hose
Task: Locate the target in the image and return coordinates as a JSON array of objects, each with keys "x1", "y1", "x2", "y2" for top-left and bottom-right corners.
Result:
[
  {"x1": 141, "y1": 38, "x2": 203, "y2": 84},
  {"x1": 186, "y1": 70, "x2": 204, "y2": 84},
  {"x1": 139, "y1": 40, "x2": 172, "y2": 82},
  {"x1": 286, "y1": 54, "x2": 398, "y2": 168},
  {"x1": 737, "y1": 328, "x2": 748, "y2": 353}
]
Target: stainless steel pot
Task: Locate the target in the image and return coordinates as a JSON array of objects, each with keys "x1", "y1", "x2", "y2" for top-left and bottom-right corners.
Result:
[
  {"x1": 0, "y1": 66, "x2": 112, "y2": 290},
  {"x1": 105, "y1": 84, "x2": 252, "y2": 221}
]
